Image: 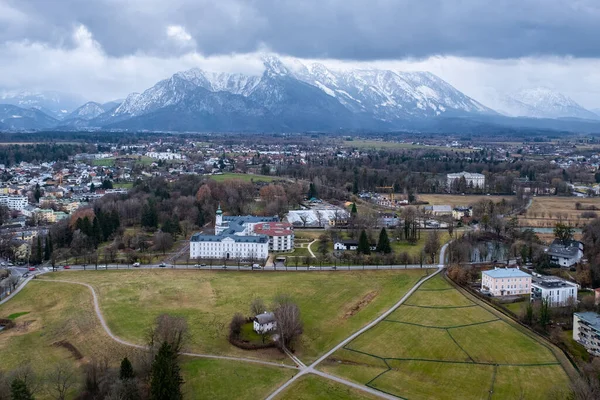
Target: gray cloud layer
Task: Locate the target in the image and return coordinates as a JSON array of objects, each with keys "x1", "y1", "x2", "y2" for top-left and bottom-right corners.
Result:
[{"x1": 2, "y1": 0, "x2": 599, "y2": 60}]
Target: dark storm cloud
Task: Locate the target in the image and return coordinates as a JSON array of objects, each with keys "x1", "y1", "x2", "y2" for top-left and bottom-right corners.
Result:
[{"x1": 1, "y1": 0, "x2": 599, "y2": 59}]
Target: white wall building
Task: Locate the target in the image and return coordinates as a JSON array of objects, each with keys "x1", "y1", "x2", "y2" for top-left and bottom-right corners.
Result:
[
  {"x1": 531, "y1": 275, "x2": 578, "y2": 307},
  {"x1": 189, "y1": 205, "x2": 280, "y2": 261},
  {"x1": 573, "y1": 312, "x2": 600, "y2": 356},
  {"x1": 253, "y1": 312, "x2": 277, "y2": 334},
  {"x1": 481, "y1": 267, "x2": 531, "y2": 297},
  {"x1": 447, "y1": 171, "x2": 485, "y2": 188},
  {"x1": 145, "y1": 151, "x2": 184, "y2": 160},
  {"x1": 253, "y1": 222, "x2": 294, "y2": 252},
  {"x1": 0, "y1": 195, "x2": 28, "y2": 211}
]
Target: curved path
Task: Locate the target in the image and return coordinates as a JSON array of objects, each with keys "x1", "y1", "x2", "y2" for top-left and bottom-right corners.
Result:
[
  {"x1": 265, "y1": 242, "x2": 450, "y2": 400},
  {"x1": 306, "y1": 239, "x2": 317, "y2": 258},
  {"x1": 33, "y1": 278, "x2": 297, "y2": 371}
]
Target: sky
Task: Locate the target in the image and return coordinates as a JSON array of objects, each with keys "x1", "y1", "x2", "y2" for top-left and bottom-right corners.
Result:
[{"x1": 1, "y1": 0, "x2": 600, "y2": 109}]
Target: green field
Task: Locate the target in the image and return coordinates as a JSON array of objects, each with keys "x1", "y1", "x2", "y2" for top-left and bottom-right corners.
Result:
[
  {"x1": 320, "y1": 275, "x2": 571, "y2": 399},
  {"x1": 92, "y1": 157, "x2": 115, "y2": 166},
  {"x1": 41, "y1": 269, "x2": 425, "y2": 363},
  {"x1": 276, "y1": 375, "x2": 379, "y2": 400},
  {"x1": 208, "y1": 172, "x2": 277, "y2": 183},
  {"x1": 0, "y1": 280, "x2": 293, "y2": 400}
]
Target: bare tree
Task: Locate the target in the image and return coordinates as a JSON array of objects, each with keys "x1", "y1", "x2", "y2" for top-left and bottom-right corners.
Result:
[
  {"x1": 46, "y1": 361, "x2": 77, "y2": 400},
  {"x1": 153, "y1": 232, "x2": 173, "y2": 255},
  {"x1": 147, "y1": 314, "x2": 189, "y2": 354},
  {"x1": 314, "y1": 210, "x2": 324, "y2": 228},
  {"x1": 273, "y1": 294, "x2": 303, "y2": 350},
  {"x1": 298, "y1": 213, "x2": 309, "y2": 228},
  {"x1": 250, "y1": 298, "x2": 267, "y2": 316}
]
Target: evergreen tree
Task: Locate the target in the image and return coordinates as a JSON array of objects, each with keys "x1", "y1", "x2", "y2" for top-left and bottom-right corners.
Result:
[
  {"x1": 350, "y1": 203, "x2": 358, "y2": 216},
  {"x1": 90, "y1": 183, "x2": 96, "y2": 192},
  {"x1": 376, "y1": 228, "x2": 392, "y2": 254},
  {"x1": 141, "y1": 200, "x2": 158, "y2": 229},
  {"x1": 357, "y1": 230, "x2": 371, "y2": 255},
  {"x1": 34, "y1": 236, "x2": 43, "y2": 265},
  {"x1": 150, "y1": 342, "x2": 183, "y2": 400},
  {"x1": 120, "y1": 357, "x2": 135, "y2": 380},
  {"x1": 34, "y1": 183, "x2": 42, "y2": 203},
  {"x1": 44, "y1": 235, "x2": 51, "y2": 261},
  {"x1": 11, "y1": 378, "x2": 34, "y2": 400},
  {"x1": 307, "y1": 183, "x2": 317, "y2": 199},
  {"x1": 92, "y1": 217, "x2": 102, "y2": 247},
  {"x1": 102, "y1": 179, "x2": 113, "y2": 189}
]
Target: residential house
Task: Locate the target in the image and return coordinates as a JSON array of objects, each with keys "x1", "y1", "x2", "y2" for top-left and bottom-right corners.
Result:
[
  {"x1": 423, "y1": 205, "x2": 452, "y2": 216},
  {"x1": 481, "y1": 267, "x2": 532, "y2": 297},
  {"x1": 253, "y1": 312, "x2": 277, "y2": 334},
  {"x1": 333, "y1": 240, "x2": 376, "y2": 251},
  {"x1": 452, "y1": 206, "x2": 471, "y2": 220},
  {"x1": 547, "y1": 239, "x2": 584, "y2": 268}
]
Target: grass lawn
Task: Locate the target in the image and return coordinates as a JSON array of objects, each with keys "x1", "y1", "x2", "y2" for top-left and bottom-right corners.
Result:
[
  {"x1": 418, "y1": 194, "x2": 514, "y2": 207},
  {"x1": 275, "y1": 374, "x2": 380, "y2": 400},
  {"x1": 519, "y1": 196, "x2": 600, "y2": 228},
  {"x1": 492, "y1": 365, "x2": 571, "y2": 400},
  {"x1": 321, "y1": 275, "x2": 571, "y2": 399},
  {"x1": 91, "y1": 157, "x2": 115, "y2": 166},
  {"x1": 386, "y1": 304, "x2": 496, "y2": 328},
  {"x1": 372, "y1": 360, "x2": 494, "y2": 400},
  {"x1": 391, "y1": 231, "x2": 450, "y2": 260},
  {"x1": 41, "y1": 269, "x2": 425, "y2": 363},
  {"x1": 182, "y1": 357, "x2": 293, "y2": 400},
  {"x1": 208, "y1": 172, "x2": 277, "y2": 183},
  {"x1": 0, "y1": 281, "x2": 295, "y2": 400},
  {"x1": 113, "y1": 182, "x2": 134, "y2": 189}
]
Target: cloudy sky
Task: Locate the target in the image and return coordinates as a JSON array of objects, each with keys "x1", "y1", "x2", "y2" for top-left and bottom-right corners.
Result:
[{"x1": 1, "y1": 0, "x2": 600, "y2": 108}]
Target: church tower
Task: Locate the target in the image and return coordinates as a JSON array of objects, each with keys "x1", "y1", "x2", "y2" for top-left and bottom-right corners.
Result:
[{"x1": 215, "y1": 203, "x2": 223, "y2": 227}]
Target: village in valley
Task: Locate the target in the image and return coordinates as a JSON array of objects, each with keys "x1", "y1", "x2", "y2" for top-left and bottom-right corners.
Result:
[{"x1": 1, "y1": 131, "x2": 600, "y2": 399}]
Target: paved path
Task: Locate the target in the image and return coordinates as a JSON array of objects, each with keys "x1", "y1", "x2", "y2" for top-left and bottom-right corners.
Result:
[
  {"x1": 0, "y1": 274, "x2": 40, "y2": 306},
  {"x1": 33, "y1": 278, "x2": 297, "y2": 371},
  {"x1": 307, "y1": 240, "x2": 317, "y2": 258},
  {"x1": 265, "y1": 242, "x2": 449, "y2": 399}
]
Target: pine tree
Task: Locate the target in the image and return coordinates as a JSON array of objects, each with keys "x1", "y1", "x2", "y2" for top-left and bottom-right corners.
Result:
[
  {"x1": 141, "y1": 201, "x2": 158, "y2": 229},
  {"x1": 150, "y1": 342, "x2": 183, "y2": 400},
  {"x1": 307, "y1": 183, "x2": 317, "y2": 199},
  {"x1": 11, "y1": 378, "x2": 34, "y2": 400},
  {"x1": 120, "y1": 357, "x2": 135, "y2": 380},
  {"x1": 90, "y1": 183, "x2": 96, "y2": 192},
  {"x1": 376, "y1": 228, "x2": 392, "y2": 254},
  {"x1": 34, "y1": 183, "x2": 42, "y2": 203},
  {"x1": 34, "y1": 236, "x2": 42, "y2": 265},
  {"x1": 357, "y1": 230, "x2": 371, "y2": 255},
  {"x1": 350, "y1": 203, "x2": 358, "y2": 215},
  {"x1": 92, "y1": 217, "x2": 102, "y2": 247},
  {"x1": 44, "y1": 235, "x2": 51, "y2": 261}
]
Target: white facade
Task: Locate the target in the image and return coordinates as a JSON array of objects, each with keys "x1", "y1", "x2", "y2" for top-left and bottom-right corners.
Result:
[
  {"x1": 0, "y1": 195, "x2": 28, "y2": 211},
  {"x1": 145, "y1": 151, "x2": 184, "y2": 160},
  {"x1": 190, "y1": 236, "x2": 268, "y2": 260},
  {"x1": 254, "y1": 222, "x2": 294, "y2": 252},
  {"x1": 447, "y1": 171, "x2": 485, "y2": 188},
  {"x1": 481, "y1": 268, "x2": 532, "y2": 297},
  {"x1": 531, "y1": 276, "x2": 578, "y2": 307},
  {"x1": 253, "y1": 312, "x2": 277, "y2": 334}
]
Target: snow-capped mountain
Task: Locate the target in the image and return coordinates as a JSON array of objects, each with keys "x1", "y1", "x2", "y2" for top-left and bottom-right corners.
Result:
[
  {"x1": 483, "y1": 87, "x2": 598, "y2": 120},
  {"x1": 94, "y1": 55, "x2": 495, "y2": 131},
  {"x1": 0, "y1": 90, "x2": 85, "y2": 119},
  {"x1": 292, "y1": 62, "x2": 493, "y2": 120},
  {"x1": 0, "y1": 104, "x2": 58, "y2": 130}
]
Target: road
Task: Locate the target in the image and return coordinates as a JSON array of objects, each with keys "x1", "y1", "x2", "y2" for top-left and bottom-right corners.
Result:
[
  {"x1": 39, "y1": 263, "x2": 439, "y2": 273},
  {"x1": 265, "y1": 241, "x2": 449, "y2": 400}
]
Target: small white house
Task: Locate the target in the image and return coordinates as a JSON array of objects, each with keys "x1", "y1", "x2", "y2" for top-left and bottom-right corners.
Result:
[
  {"x1": 547, "y1": 239, "x2": 584, "y2": 268},
  {"x1": 253, "y1": 312, "x2": 277, "y2": 334}
]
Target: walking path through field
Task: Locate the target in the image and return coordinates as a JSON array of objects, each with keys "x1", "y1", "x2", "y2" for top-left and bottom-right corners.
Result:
[
  {"x1": 266, "y1": 242, "x2": 449, "y2": 400},
  {"x1": 2, "y1": 243, "x2": 450, "y2": 399},
  {"x1": 34, "y1": 278, "x2": 297, "y2": 371},
  {"x1": 306, "y1": 239, "x2": 317, "y2": 258}
]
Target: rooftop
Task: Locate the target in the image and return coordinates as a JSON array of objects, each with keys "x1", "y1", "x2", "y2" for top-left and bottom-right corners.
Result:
[
  {"x1": 482, "y1": 267, "x2": 531, "y2": 279},
  {"x1": 547, "y1": 239, "x2": 582, "y2": 258},
  {"x1": 532, "y1": 275, "x2": 577, "y2": 289},
  {"x1": 575, "y1": 312, "x2": 600, "y2": 331},
  {"x1": 253, "y1": 222, "x2": 293, "y2": 237},
  {"x1": 255, "y1": 312, "x2": 276, "y2": 324}
]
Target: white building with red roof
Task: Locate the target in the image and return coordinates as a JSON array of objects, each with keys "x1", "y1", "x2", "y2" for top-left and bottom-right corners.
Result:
[{"x1": 253, "y1": 222, "x2": 294, "y2": 252}]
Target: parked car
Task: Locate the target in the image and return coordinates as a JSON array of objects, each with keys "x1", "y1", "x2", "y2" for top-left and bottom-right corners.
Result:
[
  {"x1": 133, "y1": 262, "x2": 140, "y2": 267},
  {"x1": 252, "y1": 264, "x2": 262, "y2": 270},
  {"x1": 28, "y1": 267, "x2": 36, "y2": 272},
  {"x1": 308, "y1": 266, "x2": 316, "y2": 270},
  {"x1": 158, "y1": 263, "x2": 166, "y2": 268},
  {"x1": 63, "y1": 265, "x2": 71, "y2": 269}
]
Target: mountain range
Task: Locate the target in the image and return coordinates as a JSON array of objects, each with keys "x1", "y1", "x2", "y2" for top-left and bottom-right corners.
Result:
[{"x1": 1, "y1": 56, "x2": 599, "y2": 132}]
